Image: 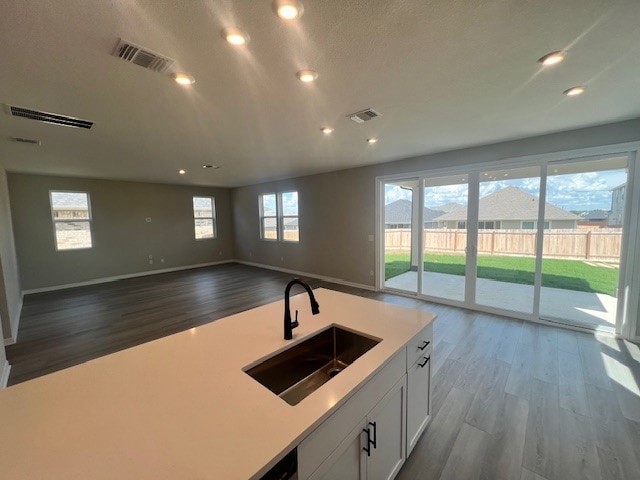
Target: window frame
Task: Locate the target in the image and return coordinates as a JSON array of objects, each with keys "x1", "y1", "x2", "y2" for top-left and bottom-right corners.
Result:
[
  {"x1": 279, "y1": 190, "x2": 299, "y2": 243},
  {"x1": 193, "y1": 195, "x2": 217, "y2": 240},
  {"x1": 49, "y1": 190, "x2": 94, "y2": 252},
  {"x1": 259, "y1": 193, "x2": 278, "y2": 241}
]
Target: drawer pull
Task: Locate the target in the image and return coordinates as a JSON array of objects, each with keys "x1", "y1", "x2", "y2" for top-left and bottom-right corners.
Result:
[
  {"x1": 418, "y1": 356, "x2": 430, "y2": 368},
  {"x1": 418, "y1": 340, "x2": 430, "y2": 351}
]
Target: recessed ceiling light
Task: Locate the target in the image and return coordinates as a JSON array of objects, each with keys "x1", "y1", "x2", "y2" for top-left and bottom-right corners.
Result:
[
  {"x1": 367, "y1": 137, "x2": 378, "y2": 144},
  {"x1": 223, "y1": 27, "x2": 250, "y2": 46},
  {"x1": 172, "y1": 73, "x2": 195, "y2": 86},
  {"x1": 321, "y1": 127, "x2": 333, "y2": 135},
  {"x1": 273, "y1": 0, "x2": 304, "y2": 20},
  {"x1": 538, "y1": 51, "x2": 565, "y2": 66},
  {"x1": 563, "y1": 86, "x2": 585, "y2": 96},
  {"x1": 202, "y1": 165, "x2": 220, "y2": 169},
  {"x1": 296, "y1": 69, "x2": 318, "y2": 83},
  {"x1": 178, "y1": 169, "x2": 186, "y2": 174}
]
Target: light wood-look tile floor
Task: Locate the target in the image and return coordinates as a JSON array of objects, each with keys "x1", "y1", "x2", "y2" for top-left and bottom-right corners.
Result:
[
  {"x1": 396, "y1": 303, "x2": 640, "y2": 480},
  {"x1": 6, "y1": 263, "x2": 640, "y2": 480}
]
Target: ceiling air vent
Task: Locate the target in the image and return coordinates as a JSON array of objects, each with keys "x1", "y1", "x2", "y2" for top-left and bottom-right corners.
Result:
[
  {"x1": 347, "y1": 108, "x2": 382, "y2": 124},
  {"x1": 10, "y1": 136, "x2": 41, "y2": 145},
  {"x1": 112, "y1": 38, "x2": 174, "y2": 73},
  {"x1": 6, "y1": 105, "x2": 93, "y2": 129}
]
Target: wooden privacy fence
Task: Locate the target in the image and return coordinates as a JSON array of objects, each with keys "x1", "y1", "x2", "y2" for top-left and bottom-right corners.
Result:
[{"x1": 385, "y1": 228, "x2": 623, "y2": 261}]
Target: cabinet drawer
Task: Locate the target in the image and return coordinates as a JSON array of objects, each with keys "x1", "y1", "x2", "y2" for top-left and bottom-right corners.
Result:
[
  {"x1": 407, "y1": 323, "x2": 433, "y2": 368},
  {"x1": 298, "y1": 350, "x2": 405, "y2": 479}
]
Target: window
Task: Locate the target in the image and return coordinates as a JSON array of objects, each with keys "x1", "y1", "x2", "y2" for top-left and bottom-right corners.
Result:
[
  {"x1": 280, "y1": 191, "x2": 299, "y2": 242},
  {"x1": 522, "y1": 221, "x2": 550, "y2": 230},
  {"x1": 259, "y1": 193, "x2": 278, "y2": 240},
  {"x1": 478, "y1": 221, "x2": 497, "y2": 229},
  {"x1": 457, "y1": 221, "x2": 466, "y2": 229},
  {"x1": 522, "y1": 221, "x2": 535, "y2": 229},
  {"x1": 259, "y1": 191, "x2": 299, "y2": 242},
  {"x1": 193, "y1": 196, "x2": 216, "y2": 239},
  {"x1": 50, "y1": 191, "x2": 93, "y2": 250}
]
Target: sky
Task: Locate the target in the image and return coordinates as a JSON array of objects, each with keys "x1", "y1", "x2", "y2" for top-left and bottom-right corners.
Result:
[
  {"x1": 385, "y1": 169, "x2": 627, "y2": 212},
  {"x1": 262, "y1": 191, "x2": 298, "y2": 215}
]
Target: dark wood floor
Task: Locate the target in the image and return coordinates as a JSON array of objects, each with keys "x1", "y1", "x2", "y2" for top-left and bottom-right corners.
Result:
[{"x1": 6, "y1": 263, "x2": 640, "y2": 480}]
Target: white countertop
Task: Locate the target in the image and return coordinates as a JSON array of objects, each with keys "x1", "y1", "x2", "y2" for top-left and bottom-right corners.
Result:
[{"x1": 0, "y1": 289, "x2": 435, "y2": 479}]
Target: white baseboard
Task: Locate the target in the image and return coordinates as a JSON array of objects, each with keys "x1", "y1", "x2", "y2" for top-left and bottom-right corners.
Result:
[
  {"x1": 1, "y1": 360, "x2": 10, "y2": 388},
  {"x1": 22, "y1": 260, "x2": 234, "y2": 295},
  {"x1": 235, "y1": 260, "x2": 376, "y2": 292}
]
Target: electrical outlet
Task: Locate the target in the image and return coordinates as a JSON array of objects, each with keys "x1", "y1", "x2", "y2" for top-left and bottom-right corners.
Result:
[
  {"x1": 368, "y1": 235, "x2": 374, "y2": 242},
  {"x1": 370, "y1": 270, "x2": 374, "y2": 276},
  {"x1": 148, "y1": 254, "x2": 153, "y2": 260},
  {"x1": 160, "y1": 258, "x2": 165, "y2": 263},
  {"x1": 281, "y1": 257, "x2": 284, "y2": 262},
  {"x1": 149, "y1": 260, "x2": 153, "y2": 265},
  {"x1": 146, "y1": 217, "x2": 152, "y2": 223}
]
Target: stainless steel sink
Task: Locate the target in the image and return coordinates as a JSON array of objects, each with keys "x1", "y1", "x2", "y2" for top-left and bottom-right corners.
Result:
[{"x1": 244, "y1": 326, "x2": 381, "y2": 406}]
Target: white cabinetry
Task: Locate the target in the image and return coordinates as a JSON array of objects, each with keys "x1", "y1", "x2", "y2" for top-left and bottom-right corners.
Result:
[
  {"x1": 309, "y1": 377, "x2": 406, "y2": 480},
  {"x1": 406, "y1": 353, "x2": 430, "y2": 455},
  {"x1": 299, "y1": 323, "x2": 432, "y2": 480},
  {"x1": 365, "y1": 377, "x2": 406, "y2": 480},
  {"x1": 406, "y1": 323, "x2": 433, "y2": 456}
]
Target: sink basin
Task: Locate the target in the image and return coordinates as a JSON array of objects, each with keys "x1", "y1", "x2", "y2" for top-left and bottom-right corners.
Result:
[{"x1": 244, "y1": 325, "x2": 381, "y2": 406}]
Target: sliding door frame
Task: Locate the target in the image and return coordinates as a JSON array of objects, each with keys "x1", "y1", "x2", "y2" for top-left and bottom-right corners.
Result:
[{"x1": 376, "y1": 141, "x2": 640, "y2": 339}]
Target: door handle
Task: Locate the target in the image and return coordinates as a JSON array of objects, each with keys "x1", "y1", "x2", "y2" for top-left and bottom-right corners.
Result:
[
  {"x1": 362, "y1": 421, "x2": 377, "y2": 456},
  {"x1": 418, "y1": 356, "x2": 430, "y2": 368},
  {"x1": 418, "y1": 340, "x2": 430, "y2": 351}
]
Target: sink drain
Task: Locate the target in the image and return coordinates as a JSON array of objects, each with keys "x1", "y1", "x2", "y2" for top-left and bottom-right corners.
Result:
[{"x1": 328, "y1": 367, "x2": 343, "y2": 378}]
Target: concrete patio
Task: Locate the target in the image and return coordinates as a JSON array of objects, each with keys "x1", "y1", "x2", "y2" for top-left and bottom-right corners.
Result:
[{"x1": 385, "y1": 271, "x2": 617, "y2": 331}]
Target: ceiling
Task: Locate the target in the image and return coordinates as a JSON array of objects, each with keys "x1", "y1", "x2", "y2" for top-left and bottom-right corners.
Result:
[{"x1": 1, "y1": 0, "x2": 639, "y2": 187}]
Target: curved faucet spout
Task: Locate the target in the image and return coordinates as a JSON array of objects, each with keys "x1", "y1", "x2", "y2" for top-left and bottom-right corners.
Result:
[{"x1": 284, "y1": 279, "x2": 320, "y2": 340}]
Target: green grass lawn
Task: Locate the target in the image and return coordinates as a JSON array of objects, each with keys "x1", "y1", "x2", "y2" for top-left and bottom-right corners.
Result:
[{"x1": 384, "y1": 253, "x2": 619, "y2": 296}]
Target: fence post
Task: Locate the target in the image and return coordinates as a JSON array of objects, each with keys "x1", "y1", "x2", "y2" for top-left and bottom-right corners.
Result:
[
  {"x1": 585, "y1": 230, "x2": 591, "y2": 260},
  {"x1": 490, "y1": 230, "x2": 495, "y2": 255}
]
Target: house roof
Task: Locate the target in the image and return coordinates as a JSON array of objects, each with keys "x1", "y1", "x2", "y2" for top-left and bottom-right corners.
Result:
[
  {"x1": 581, "y1": 209, "x2": 609, "y2": 221},
  {"x1": 433, "y1": 187, "x2": 581, "y2": 222},
  {"x1": 384, "y1": 199, "x2": 444, "y2": 224}
]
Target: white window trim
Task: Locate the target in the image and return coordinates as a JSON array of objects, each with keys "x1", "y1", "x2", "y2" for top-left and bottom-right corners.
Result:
[
  {"x1": 49, "y1": 190, "x2": 94, "y2": 252},
  {"x1": 280, "y1": 190, "x2": 299, "y2": 243},
  {"x1": 193, "y1": 196, "x2": 217, "y2": 240},
  {"x1": 259, "y1": 193, "x2": 278, "y2": 241}
]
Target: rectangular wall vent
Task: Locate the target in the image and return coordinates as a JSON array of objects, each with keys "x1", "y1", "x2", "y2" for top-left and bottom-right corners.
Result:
[
  {"x1": 10, "y1": 136, "x2": 41, "y2": 145},
  {"x1": 112, "y1": 38, "x2": 175, "y2": 73},
  {"x1": 347, "y1": 108, "x2": 382, "y2": 124},
  {"x1": 6, "y1": 105, "x2": 93, "y2": 129}
]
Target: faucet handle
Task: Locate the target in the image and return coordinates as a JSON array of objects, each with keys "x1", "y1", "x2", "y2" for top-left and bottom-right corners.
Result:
[{"x1": 291, "y1": 310, "x2": 299, "y2": 329}]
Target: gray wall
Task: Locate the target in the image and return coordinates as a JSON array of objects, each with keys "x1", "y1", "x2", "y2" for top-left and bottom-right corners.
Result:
[
  {"x1": 9, "y1": 174, "x2": 234, "y2": 291},
  {"x1": 0, "y1": 170, "x2": 21, "y2": 340},
  {"x1": 233, "y1": 119, "x2": 640, "y2": 290}
]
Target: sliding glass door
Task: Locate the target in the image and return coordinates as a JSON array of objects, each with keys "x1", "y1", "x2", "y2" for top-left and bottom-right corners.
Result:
[
  {"x1": 383, "y1": 179, "x2": 419, "y2": 294},
  {"x1": 421, "y1": 175, "x2": 469, "y2": 302},
  {"x1": 475, "y1": 166, "x2": 541, "y2": 315},
  {"x1": 379, "y1": 152, "x2": 633, "y2": 333},
  {"x1": 540, "y1": 156, "x2": 629, "y2": 331}
]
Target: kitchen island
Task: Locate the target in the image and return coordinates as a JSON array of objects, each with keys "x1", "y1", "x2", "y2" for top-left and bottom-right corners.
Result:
[{"x1": 0, "y1": 288, "x2": 435, "y2": 479}]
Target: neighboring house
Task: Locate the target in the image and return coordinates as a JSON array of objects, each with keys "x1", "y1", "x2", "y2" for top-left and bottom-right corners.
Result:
[
  {"x1": 578, "y1": 209, "x2": 610, "y2": 229},
  {"x1": 433, "y1": 186, "x2": 580, "y2": 229},
  {"x1": 609, "y1": 183, "x2": 626, "y2": 227},
  {"x1": 384, "y1": 199, "x2": 444, "y2": 228}
]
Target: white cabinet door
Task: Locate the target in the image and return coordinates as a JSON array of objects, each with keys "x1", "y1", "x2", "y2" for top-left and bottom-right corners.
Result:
[
  {"x1": 310, "y1": 420, "x2": 367, "y2": 480},
  {"x1": 406, "y1": 354, "x2": 431, "y2": 456},
  {"x1": 365, "y1": 376, "x2": 406, "y2": 480}
]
